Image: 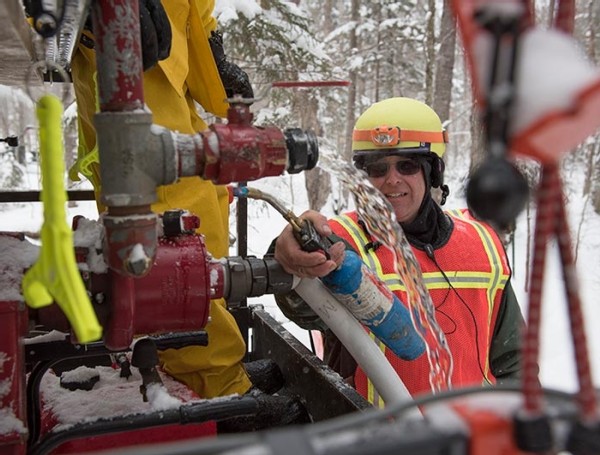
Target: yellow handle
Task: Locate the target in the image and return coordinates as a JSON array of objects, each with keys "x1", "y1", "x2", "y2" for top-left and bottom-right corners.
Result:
[
  {"x1": 22, "y1": 94, "x2": 102, "y2": 343},
  {"x1": 69, "y1": 145, "x2": 101, "y2": 191}
]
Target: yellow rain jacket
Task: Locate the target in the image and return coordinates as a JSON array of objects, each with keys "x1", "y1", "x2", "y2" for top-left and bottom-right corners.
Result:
[{"x1": 70, "y1": 0, "x2": 251, "y2": 398}]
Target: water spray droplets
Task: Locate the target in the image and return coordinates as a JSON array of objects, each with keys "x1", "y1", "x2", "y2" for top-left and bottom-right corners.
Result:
[{"x1": 332, "y1": 161, "x2": 454, "y2": 394}]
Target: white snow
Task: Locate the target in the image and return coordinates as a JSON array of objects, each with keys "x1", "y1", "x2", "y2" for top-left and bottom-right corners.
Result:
[
  {"x1": 1, "y1": 140, "x2": 596, "y2": 454},
  {"x1": 129, "y1": 243, "x2": 148, "y2": 263},
  {"x1": 39, "y1": 365, "x2": 200, "y2": 429},
  {"x1": 213, "y1": 0, "x2": 262, "y2": 24},
  {"x1": 60, "y1": 365, "x2": 100, "y2": 385},
  {"x1": 0, "y1": 133, "x2": 598, "y2": 413},
  {"x1": 144, "y1": 382, "x2": 183, "y2": 411},
  {"x1": 0, "y1": 234, "x2": 40, "y2": 301},
  {"x1": 0, "y1": 407, "x2": 26, "y2": 436},
  {"x1": 0, "y1": 1, "x2": 599, "y2": 439},
  {"x1": 72, "y1": 216, "x2": 108, "y2": 274},
  {"x1": 22, "y1": 330, "x2": 68, "y2": 345}
]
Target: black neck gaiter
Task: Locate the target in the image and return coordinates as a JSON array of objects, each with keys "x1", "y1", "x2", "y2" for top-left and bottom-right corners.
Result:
[{"x1": 401, "y1": 195, "x2": 452, "y2": 250}]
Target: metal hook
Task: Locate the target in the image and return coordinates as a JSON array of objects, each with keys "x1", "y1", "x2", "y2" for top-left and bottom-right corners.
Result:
[{"x1": 25, "y1": 60, "x2": 71, "y2": 105}]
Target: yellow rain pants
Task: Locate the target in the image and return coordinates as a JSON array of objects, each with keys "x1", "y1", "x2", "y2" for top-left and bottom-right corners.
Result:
[{"x1": 70, "y1": 0, "x2": 251, "y2": 398}]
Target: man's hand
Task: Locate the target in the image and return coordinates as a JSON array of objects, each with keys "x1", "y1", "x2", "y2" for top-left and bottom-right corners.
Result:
[{"x1": 274, "y1": 210, "x2": 345, "y2": 278}]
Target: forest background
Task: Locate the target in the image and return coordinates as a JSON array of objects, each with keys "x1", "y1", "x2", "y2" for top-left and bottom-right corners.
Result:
[{"x1": 0, "y1": 0, "x2": 599, "y2": 392}]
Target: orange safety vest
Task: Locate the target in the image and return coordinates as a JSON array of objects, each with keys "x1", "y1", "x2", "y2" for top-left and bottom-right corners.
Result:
[{"x1": 329, "y1": 209, "x2": 511, "y2": 408}]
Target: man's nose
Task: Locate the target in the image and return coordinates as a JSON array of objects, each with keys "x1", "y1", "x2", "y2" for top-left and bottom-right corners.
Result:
[{"x1": 385, "y1": 163, "x2": 403, "y2": 182}]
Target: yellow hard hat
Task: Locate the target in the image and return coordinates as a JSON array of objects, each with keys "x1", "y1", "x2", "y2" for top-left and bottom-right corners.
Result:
[{"x1": 352, "y1": 97, "x2": 448, "y2": 158}]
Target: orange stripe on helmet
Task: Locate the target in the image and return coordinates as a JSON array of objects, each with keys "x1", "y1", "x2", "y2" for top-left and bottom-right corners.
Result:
[{"x1": 353, "y1": 126, "x2": 448, "y2": 147}]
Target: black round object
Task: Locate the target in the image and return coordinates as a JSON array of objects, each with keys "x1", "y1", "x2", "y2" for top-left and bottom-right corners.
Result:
[
  {"x1": 466, "y1": 157, "x2": 529, "y2": 230},
  {"x1": 285, "y1": 128, "x2": 319, "y2": 174}
]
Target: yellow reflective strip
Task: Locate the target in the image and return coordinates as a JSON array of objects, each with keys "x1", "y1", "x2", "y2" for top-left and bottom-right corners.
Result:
[
  {"x1": 367, "y1": 332, "x2": 376, "y2": 406},
  {"x1": 367, "y1": 250, "x2": 386, "y2": 278},
  {"x1": 366, "y1": 332, "x2": 387, "y2": 408},
  {"x1": 335, "y1": 214, "x2": 383, "y2": 275},
  {"x1": 449, "y1": 210, "x2": 505, "y2": 382},
  {"x1": 335, "y1": 214, "x2": 395, "y2": 406},
  {"x1": 335, "y1": 215, "x2": 368, "y2": 255},
  {"x1": 447, "y1": 208, "x2": 463, "y2": 218},
  {"x1": 384, "y1": 271, "x2": 508, "y2": 291},
  {"x1": 448, "y1": 210, "x2": 505, "y2": 307},
  {"x1": 469, "y1": 224, "x2": 502, "y2": 312}
]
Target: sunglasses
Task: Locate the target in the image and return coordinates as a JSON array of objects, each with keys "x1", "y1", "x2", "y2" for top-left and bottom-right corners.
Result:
[{"x1": 363, "y1": 159, "x2": 422, "y2": 178}]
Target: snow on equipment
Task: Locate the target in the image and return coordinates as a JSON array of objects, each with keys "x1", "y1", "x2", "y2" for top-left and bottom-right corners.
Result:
[
  {"x1": 1, "y1": 0, "x2": 600, "y2": 454},
  {"x1": 0, "y1": 1, "x2": 368, "y2": 454},
  {"x1": 167, "y1": 1, "x2": 600, "y2": 454}
]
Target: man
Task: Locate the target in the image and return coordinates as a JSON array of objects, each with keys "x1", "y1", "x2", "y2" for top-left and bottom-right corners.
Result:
[
  {"x1": 273, "y1": 97, "x2": 523, "y2": 406},
  {"x1": 70, "y1": 0, "x2": 253, "y2": 399}
]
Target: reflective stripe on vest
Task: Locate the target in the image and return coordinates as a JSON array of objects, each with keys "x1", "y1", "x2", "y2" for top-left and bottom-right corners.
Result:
[
  {"x1": 446, "y1": 209, "x2": 506, "y2": 326},
  {"x1": 332, "y1": 211, "x2": 510, "y2": 407}
]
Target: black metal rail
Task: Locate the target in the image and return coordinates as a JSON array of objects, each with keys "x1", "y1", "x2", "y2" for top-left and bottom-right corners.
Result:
[{"x1": 0, "y1": 190, "x2": 96, "y2": 203}]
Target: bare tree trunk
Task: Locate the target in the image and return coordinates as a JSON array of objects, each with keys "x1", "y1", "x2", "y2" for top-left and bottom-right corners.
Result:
[
  {"x1": 547, "y1": 0, "x2": 555, "y2": 27},
  {"x1": 588, "y1": 1, "x2": 597, "y2": 63},
  {"x1": 468, "y1": 100, "x2": 485, "y2": 175},
  {"x1": 582, "y1": 0, "x2": 600, "y2": 213},
  {"x1": 424, "y1": 0, "x2": 436, "y2": 106},
  {"x1": 300, "y1": 95, "x2": 332, "y2": 211},
  {"x1": 374, "y1": 3, "x2": 381, "y2": 102},
  {"x1": 305, "y1": 167, "x2": 332, "y2": 211},
  {"x1": 590, "y1": 139, "x2": 600, "y2": 214},
  {"x1": 322, "y1": 0, "x2": 334, "y2": 35},
  {"x1": 432, "y1": 0, "x2": 456, "y2": 125},
  {"x1": 343, "y1": 0, "x2": 360, "y2": 162},
  {"x1": 582, "y1": 139, "x2": 596, "y2": 196}
]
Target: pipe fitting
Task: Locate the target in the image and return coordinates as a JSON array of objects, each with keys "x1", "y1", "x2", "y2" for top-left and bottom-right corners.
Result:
[{"x1": 95, "y1": 110, "x2": 165, "y2": 207}]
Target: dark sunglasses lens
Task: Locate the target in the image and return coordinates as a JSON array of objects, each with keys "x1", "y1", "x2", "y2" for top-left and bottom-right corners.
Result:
[
  {"x1": 365, "y1": 159, "x2": 421, "y2": 177},
  {"x1": 396, "y1": 160, "x2": 421, "y2": 175},
  {"x1": 365, "y1": 162, "x2": 389, "y2": 178}
]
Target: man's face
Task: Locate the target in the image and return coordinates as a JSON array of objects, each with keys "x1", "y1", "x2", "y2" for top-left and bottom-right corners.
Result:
[{"x1": 363, "y1": 155, "x2": 426, "y2": 224}]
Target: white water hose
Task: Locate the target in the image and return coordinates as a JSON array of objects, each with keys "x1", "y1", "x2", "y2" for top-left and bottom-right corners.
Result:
[{"x1": 295, "y1": 277, "x2": 414, "y2": 408}]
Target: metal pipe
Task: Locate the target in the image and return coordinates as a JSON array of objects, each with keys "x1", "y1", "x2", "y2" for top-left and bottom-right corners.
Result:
[
  {"x1": 92, "y1": 0, "x2": 144, "y2": 111},
  {"x1": 91, "y1": 0, "x2": 156, "y2": 277}
]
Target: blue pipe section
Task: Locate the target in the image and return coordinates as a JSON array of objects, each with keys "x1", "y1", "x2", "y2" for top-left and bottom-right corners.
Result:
[
  {"x1": 232, "y1": 186, "x2": 248, "y2": 198},
  {"x1": 321, "y1": 250, "x2": 425, "y2": 360}
]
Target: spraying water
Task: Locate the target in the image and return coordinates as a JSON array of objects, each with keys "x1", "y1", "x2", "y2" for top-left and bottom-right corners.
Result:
[{"x1": 324, "y1": 153, "x2": 453, "y2": 394}]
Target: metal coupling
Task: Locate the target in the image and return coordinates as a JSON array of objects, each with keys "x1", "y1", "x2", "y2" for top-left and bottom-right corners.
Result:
[{"x1": 218, "y1": 256, "x2": 298, "y2": 305}]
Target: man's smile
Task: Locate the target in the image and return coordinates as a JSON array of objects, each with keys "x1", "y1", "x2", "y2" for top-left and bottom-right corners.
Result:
[{"x1": 385, "y1": 192, "x2": 408, "y2": 198}]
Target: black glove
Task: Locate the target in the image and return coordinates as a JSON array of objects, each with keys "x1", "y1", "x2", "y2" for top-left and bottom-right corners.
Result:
[
  {"x1": 139, "y1": 0, "x2": 171, "y2": 71},
  {"x1": 209, "y1": 30, "x2": 254, "y2": 99},
  {"x1": 81, "y1": 0, "x2": 171, "y2": 71}
]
